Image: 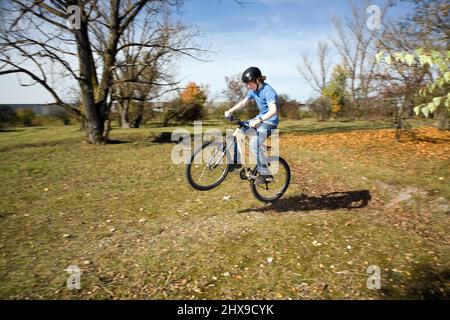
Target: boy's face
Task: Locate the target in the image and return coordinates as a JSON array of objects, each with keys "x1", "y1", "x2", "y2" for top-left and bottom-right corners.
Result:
[{"x1": 245, "y1": 81, "x2": 258, "y2": 91}]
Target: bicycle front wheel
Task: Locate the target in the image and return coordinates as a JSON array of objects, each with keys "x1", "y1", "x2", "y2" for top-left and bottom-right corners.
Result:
[
  {"x1": 186, "y1": 141, "x2": 230, "y2": 190},
  {"x1": 250, "y1": 156, "x2": 291, "y2": 203}
]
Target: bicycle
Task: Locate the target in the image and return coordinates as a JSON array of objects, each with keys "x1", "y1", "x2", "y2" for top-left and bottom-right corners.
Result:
[{"x1": 186, "y1": 116, "x2": 291, "y2": 203}]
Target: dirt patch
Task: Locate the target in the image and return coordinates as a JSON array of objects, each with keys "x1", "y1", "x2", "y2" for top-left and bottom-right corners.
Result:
[{"x1": 372, "y1": 181, "x2": 450, "y2": 245}]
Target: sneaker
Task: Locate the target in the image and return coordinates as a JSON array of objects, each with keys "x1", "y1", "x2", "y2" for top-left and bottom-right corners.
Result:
[
  {"x1": 256, "y1": 174, "x2": 274, "y2": 185},
  {"x1": 228, "y1": 164, "x2": 242, "y2": 173}
]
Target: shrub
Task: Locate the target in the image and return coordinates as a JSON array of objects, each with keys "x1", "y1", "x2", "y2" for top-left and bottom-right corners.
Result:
[
  {"x1": 309, "y1": 97, "x2": 331, "y2": 121},
  {"x1": 162, "y1": 98, "x2": 205, "y2": 126},
  {"x1": 299, "y1": 110, "x2": 315, "y2": 119},
  {"x1": 278, "y1": 95, "x2": 302, "y2": 120},
  {"x1": 0, "y1": 105, "x2": 18, "y2": 129},
  {"x1": 162, "y1": 82, "x2": 208, "y2": 126},
  {"x1": 17, "y1": 108, "x2": 36, "y2": 126}
]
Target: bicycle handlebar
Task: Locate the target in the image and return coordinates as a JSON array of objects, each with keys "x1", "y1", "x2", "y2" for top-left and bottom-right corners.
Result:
[{"x1": 225, "y1": 115, "x2": 248, "y2": 128}]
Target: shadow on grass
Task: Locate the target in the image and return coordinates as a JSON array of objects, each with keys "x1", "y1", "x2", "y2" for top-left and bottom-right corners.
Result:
[
  {"x1": 240, "y1": 190, "x2": 372, "y2": 213},
  {"x1": 0, "y1": 138, "x2": 82, "y2": 152},
  {"x1": 0, "y1": 127, "x2": 49, "y2": 133},
  {"x1": 401, "y1": 129, "x2": 450, "y2": 144},
  {"x1": 380, "y1": 263, "x2": 450, "y2": 299},
  {"x1": 150, "y1": 132, "x2": 205, "y2": 144},
  {"x1": 150, "y1": 132, "x2": 177, "y2": 143},
  {"x1": 0, "y1": 128, "x2": 21, "y2": 132},
  {"x1": 107, "y1": 139, "x2": 131, "y2": 144}
]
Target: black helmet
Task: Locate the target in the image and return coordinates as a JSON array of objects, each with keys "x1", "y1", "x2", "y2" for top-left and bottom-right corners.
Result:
[{"x1": 242, "y1": 67, "x2": 262, "y2": 83}]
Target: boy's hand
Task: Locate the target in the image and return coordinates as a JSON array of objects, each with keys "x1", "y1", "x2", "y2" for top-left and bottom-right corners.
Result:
[
  {"x1": 224, "y1": 110, "x2": 232, "y2": 118},
  {"x1": 248, "y1": 118, "x2": 260, "y2": 128}
]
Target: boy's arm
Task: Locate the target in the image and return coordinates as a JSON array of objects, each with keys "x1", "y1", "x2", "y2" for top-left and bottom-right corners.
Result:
[
  {"x1": 249, "y1": 102, "x2": 277, "y2": 128},
  {"x1": 259, "y1": 102, "x2": 277, "y2": 121},
  {"x1": 225, "y1": 97, "x2": 249, "y2": 116}
]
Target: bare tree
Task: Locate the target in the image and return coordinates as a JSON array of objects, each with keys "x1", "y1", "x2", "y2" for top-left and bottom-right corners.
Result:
[
  {"x1": 111, "y1": 16, "x2": 196, "y2": 128},
  {"x1": 222, "y1": 74, "x2": 246, "y2": 103},
  {"x1": 376, "y1": 0, "x2": 449, "y2": 129},
  {"x1": 330, "y1": 0, "x2": 391, "y2": 103},
  {"x1": 222, "y1": 74, "x2": 258, "y2": 119},
  {"x1": 0, "y1": 0, "x2": 204, "y2": 143},
  {"x1": 403, "y1": 0, "x2": 450, "y2": 47},
  {"x1": 373, "y1": 26, "x2": 430, "y2": 123},
  {"x1": 297, "y1": 41, "x2": 332, "y2": 94}
]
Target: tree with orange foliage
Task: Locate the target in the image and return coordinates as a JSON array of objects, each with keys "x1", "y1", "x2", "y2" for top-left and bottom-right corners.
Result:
[
  {"x1": 180, "y1": 82, "x2": 208, "y2": 106},
  {"x1": 163, "y1": 82, "x2": 208, "y2": 125}
]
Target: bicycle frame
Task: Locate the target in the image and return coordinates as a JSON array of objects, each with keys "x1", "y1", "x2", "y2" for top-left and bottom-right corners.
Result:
[{"x1": 205, "y1": 120, "x2": 258, "y2": 175}]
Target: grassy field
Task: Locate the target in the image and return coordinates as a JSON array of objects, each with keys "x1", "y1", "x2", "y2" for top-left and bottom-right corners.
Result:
[{"x1": 0, "y1": 119, "x2": 449, "y2": 299}]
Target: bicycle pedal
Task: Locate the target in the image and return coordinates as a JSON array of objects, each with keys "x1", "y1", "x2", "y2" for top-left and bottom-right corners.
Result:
[
  {"x1": 239, "y1": 168, "x2": 252, "y2": 180},
  {"x1": 228, "y1": 164, "x2": 242, "y2": 173}
]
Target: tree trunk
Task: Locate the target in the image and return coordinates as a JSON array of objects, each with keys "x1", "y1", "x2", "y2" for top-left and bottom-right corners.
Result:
[
  {"x1": 74, "y1": 2, "x2": 120, "y2": 144},
  {"x1": 78, "y1": 117, "x2": 86, "y2": 131},
  {"x1": 435, "y1": 106, "x2": 449, "y2": 131},
  {"x1": 120, "y1": 100, "x2": 131, "y2": 128},
  {"x1": 132, "y1": 114, "x2": 143, "y2": 128},
  {"x1": 104, "y1": 119, "x2": 112, "y2": 141},
  {"x1": 162, "y1": 116, "x2": 170, "y2": 127},
  {"x1": 318, "y1": 112, "x2": 325, "y2": 122},
  {"x1": 74, "y1": 7, "x2": 105, "y2": 144},
  {"x1": 85, "y1": 103, "x2": 106, "y2": 144},
  {"x1": 131, "y1": 103, "x2": 144, "y2": 128}
]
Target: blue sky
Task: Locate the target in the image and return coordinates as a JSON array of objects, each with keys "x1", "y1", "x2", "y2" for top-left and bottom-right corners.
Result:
[
  {"x1": 175, "y1": 0, "x2": 412, "y2": 102},
  {"x1": 175, "y1": 0, "x2": 350, "y2": 102},
  {"x1": 0, "y1": 0, "x2": 412, "y2": 104}
]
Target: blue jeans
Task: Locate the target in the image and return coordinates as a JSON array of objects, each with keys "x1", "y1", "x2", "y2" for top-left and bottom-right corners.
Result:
[{"x1": 234, "y1": 122, "x2": 277, "y2": 175}]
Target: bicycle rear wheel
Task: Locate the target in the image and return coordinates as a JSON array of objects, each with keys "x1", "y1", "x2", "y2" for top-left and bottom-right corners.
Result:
[
  {"x1": 186, "y1": 141, "x2": 230, "y2": 190},
  {"x1": 250, "y1": 156, "x2": 290, "y2": 203}
]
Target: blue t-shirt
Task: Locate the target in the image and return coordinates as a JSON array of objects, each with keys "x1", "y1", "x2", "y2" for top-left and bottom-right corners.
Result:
[{"x1": 246, "y1": 82, "x2": 279, "y2": 126}]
